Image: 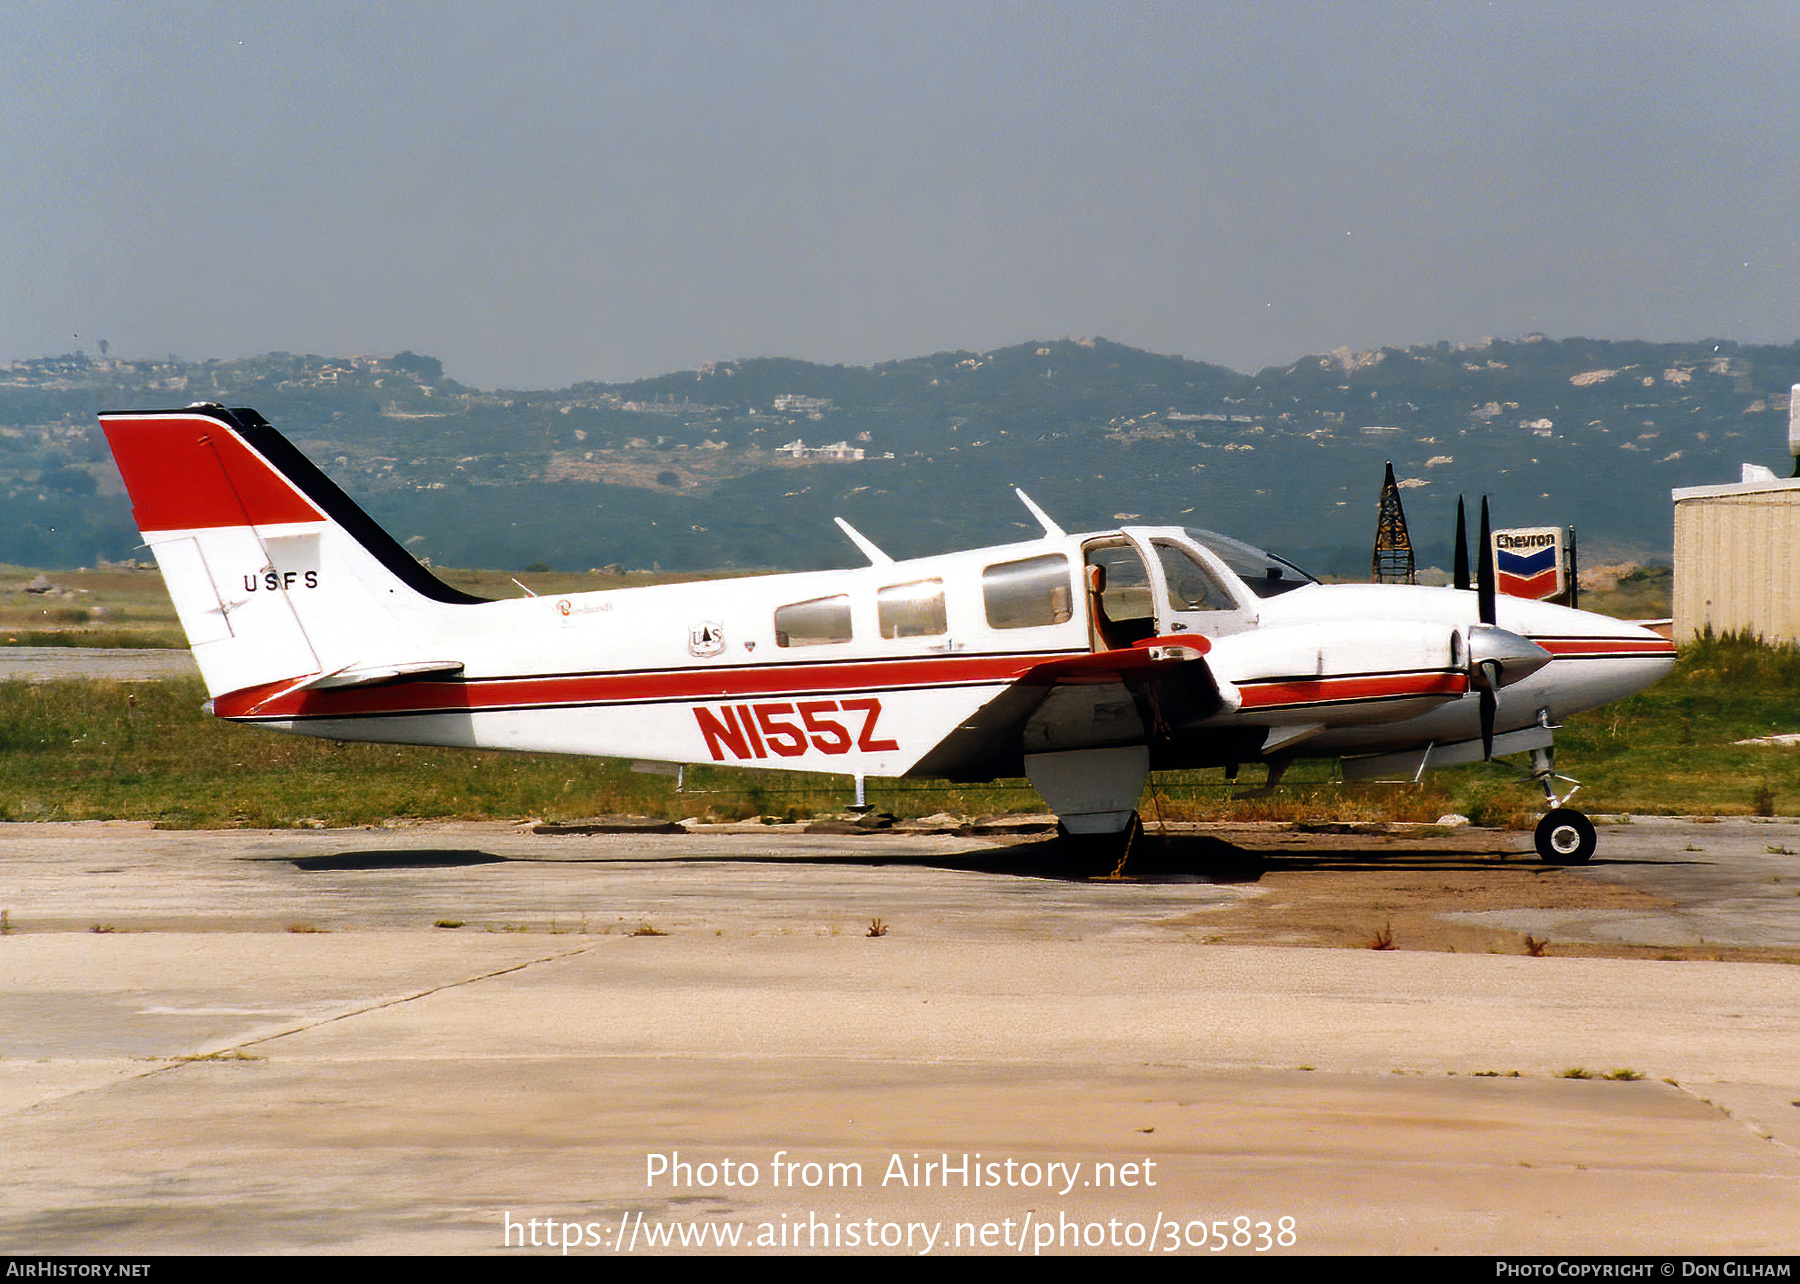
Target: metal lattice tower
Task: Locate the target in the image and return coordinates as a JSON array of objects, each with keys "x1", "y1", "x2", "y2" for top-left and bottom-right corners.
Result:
[{"x1": 1371, "y1": 460, "x2": 1416, "y2": 584}]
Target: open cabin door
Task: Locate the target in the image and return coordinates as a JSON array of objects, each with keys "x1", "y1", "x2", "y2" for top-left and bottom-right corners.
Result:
[
  {"x1": 1085, "y1": 529, "x2": 1256, "y2": 651},
  {"x1": 1081, "y1": 537, "x2": 1157, "y2": 651}
]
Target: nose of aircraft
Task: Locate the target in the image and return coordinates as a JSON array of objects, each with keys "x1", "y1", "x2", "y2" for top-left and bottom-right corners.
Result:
[{"x1": 1495, "y1": 597, "x2": 1677, "y2": 713}]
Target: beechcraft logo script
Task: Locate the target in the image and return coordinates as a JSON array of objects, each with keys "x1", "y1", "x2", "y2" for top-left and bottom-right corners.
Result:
[{"x1": 694, "y1": 699, "x2": 899, "y2": 760}]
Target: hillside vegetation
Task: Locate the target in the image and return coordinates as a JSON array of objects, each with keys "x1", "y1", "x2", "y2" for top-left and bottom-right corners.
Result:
[{"x1": 4, "y1": 336, "x2": 1794, "y2": 573}]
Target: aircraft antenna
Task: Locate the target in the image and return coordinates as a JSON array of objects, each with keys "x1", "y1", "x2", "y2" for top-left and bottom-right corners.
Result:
[
  {"x1": 1370, "y1": 461, "x2": 1416, "y2": 584},
  {"x1": 1453, "y1": 496, "x2": 1470, "y2": 592},
  {"x1": 1013, "y1": 488, "x2": 1066, "y2": 539},
  {"x1": 833, "y1": 517, "x2": 893, "y2": 566}
]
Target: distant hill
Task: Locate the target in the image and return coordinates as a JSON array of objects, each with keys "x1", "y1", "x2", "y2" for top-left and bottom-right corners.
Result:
[{"x1": 3, "y1": 335, "x2": 1795, "y2": 574}]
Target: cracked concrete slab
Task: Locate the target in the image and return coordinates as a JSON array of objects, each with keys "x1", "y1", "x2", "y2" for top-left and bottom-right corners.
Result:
[
  {"x1": 0, "y1": 819, "x2": 1796, "y2": 1255},
  {"x1": 1443, "y1": 816, "x2": 1800, "y2": 950}
]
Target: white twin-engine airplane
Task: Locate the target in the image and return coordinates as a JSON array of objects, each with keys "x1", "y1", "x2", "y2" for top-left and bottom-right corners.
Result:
[{"x1": 102, "y1": 404, "x2": 1674, "y2": 865}]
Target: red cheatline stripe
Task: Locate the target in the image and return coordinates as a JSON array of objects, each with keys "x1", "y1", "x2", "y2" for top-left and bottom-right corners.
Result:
[
  {"x1": 214, "y1": 651, "x2": 1083, "y2": 721},
  {"x1": 213, "y1": 639, "x2": 1233, "y2": 721},
  {"x1": 1534, "y1": 637, "x2": 1675, "y2": 657},
  {"x1": 101, "y1": 414, "x2": 324, "y2": 532},
  {"x1": 1237, "y1": 671, "x2": 1467, "y2": 709}
]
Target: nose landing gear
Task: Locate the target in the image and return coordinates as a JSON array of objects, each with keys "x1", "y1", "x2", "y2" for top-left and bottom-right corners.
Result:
[
  {"x1": 1534, "y1": 807, "x2": 1597, "y2": 865},
  {"x1": 1529, "y1": 743, "x2": 1595, "y2": 864}
]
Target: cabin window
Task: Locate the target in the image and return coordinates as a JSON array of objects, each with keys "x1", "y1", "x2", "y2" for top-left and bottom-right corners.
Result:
[
  {"x1": 1183, "y1": 528, "x2": 1316, "y2": 597},
  {"x1": 1153, "y1": 542, "x2": 1236, "y2": 612},
  {"x1": 878, "y1": 579, "x2": 947, "y2": 639},
  {"x1": 774, "y1": 594, "x2": 852, "y2": 647},
  {"x1": 983, "y1": 554, "x2": 1074, "y2": 629}
]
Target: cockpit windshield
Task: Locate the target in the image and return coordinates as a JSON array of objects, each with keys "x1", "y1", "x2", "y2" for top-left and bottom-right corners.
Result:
[{"x1": 1184, "y1": 529, "x2": 1317, "y2": 598}]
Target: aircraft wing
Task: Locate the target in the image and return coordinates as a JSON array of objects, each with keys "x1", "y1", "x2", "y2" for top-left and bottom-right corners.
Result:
[{"x1": 908, "y1": 636, "x2": 1235, "y2": 781}]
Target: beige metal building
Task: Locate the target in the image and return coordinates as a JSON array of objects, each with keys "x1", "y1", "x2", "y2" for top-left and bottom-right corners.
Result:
[{"x1": 1672, "y1": 466, "x2": 1800, "y2": 642}]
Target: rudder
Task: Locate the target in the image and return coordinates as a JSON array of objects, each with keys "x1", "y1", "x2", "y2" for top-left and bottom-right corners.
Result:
[{"x1": 101, "y1": 404, "x2": 484, "y2": 699}]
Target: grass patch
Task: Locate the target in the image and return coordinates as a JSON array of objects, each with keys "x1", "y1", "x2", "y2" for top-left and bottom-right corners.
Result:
[
  {"x1": 8, "y1": 630, "x2": 1800, "y2": 827},
  {"x1": 0, "y1": 675, "x2": 795, "y2": 827},
  {"x1": 1, "y1": 629, "x2": 188, "y2": 649},
  {"x1": 1546, "y1": 630, "x2": 1800, "y2": 816},
  {"x1": 1, "y1": 566, "x2": 185, "y2": 644}
]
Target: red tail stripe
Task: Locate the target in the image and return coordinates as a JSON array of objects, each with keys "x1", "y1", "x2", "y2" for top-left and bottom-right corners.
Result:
[{"x1": 101, "y1": 414, "x2": 324, "y2": 532}]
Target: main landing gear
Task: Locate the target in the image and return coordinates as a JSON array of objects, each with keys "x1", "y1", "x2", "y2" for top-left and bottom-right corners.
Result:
[
  {"x1": 1528, "y1": 744, "x2": 1595, "y2": 865},
  {"x1": 1056, "y1": 811, "x2": 1143, "y2": 877},
  {"x1": 1026, "y1": 746, "x2": 1150, "y2": 877}
]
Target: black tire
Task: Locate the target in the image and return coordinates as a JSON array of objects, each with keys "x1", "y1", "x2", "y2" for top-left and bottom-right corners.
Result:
[{"x1": 1535, "y1": 808, "x2": 1596, "y2": 865}]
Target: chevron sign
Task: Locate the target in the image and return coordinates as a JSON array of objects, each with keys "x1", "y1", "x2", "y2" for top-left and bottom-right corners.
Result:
[{"x1": 1492, "y1": 527, "x2": 1566, "y2": 600}]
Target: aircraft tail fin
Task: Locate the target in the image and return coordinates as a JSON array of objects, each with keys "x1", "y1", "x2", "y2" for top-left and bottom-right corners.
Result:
[{"x1": 100, "y1": 404, "x2": 485, "y2": 699}]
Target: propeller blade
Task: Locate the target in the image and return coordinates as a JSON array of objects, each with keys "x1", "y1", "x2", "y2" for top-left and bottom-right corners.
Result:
[
  {"x1": 1477, "y1": 496, "x2": 1495, "y2": 626},
  {"x1": 1453, "y1": 496, "x2": 1469, "y2": 592},
  {"x1": 1480, "y1": 687, "x2": 1496, "y2": 760}
]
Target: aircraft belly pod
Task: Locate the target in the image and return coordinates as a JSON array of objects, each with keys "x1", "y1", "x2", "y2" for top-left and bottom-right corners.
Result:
[{"x1": 101, "y1": 405, "x2": 1675, "y2": 865}]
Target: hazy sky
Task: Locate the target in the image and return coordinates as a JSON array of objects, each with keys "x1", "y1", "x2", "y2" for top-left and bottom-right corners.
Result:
[{"x1": 5, "y1": 2, "x2": 1797, "y2": 388}]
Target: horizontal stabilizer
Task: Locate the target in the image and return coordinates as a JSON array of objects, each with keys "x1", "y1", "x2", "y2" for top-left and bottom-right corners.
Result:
[
  {"x1": 306, "y1": 660, "x2": 466, "y2": 690},
  {"x1": 243, "y1": 659, "x2": 465, "y2": 714}
]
